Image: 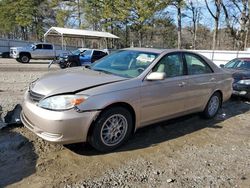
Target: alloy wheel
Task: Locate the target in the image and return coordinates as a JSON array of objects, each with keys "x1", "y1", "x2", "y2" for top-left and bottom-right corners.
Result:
[{"x1": 100, "y1": 114, "x2": 128, "y2": 146}]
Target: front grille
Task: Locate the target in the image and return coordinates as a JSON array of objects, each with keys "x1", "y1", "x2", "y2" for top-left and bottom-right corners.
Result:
[{"x1": 29, "y1": 90, "x2": 44, "y2": 102}]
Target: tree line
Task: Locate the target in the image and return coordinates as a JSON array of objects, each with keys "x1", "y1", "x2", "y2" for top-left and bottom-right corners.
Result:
[{"x1": 0, "y1": 0, "x2": 250, "y2": 50}]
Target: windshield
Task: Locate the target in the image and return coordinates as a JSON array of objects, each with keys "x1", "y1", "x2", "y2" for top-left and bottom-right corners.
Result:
[
  {"x1": 91, "y1": 50, "x2": 159, "y2": 78},
  {"x1": 225, "y1": 59, "x2": 250, "y2": 70},
  {"x1": 29, "y1": 44, "x2": 35, "y2": 49},
  {"x1": 72, "y1": 49, "x2": 81, "y2": 55}
]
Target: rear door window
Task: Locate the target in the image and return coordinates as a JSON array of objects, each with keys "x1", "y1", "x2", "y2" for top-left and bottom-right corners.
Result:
[
  {"x1": 99, "y1": 51, "x2": 107, "y2": 57},
  {"x1": 184, "y1": 53, "x2": 213, "y2": 75},
  {"x1": 43, "y1": 44, "x2": 53, "y2": 50},
  {"x1": 93, "y1": 51, "x2": 101, "y2": 56}
]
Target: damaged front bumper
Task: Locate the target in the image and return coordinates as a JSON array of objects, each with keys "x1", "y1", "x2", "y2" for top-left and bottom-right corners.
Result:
[{"x1": 21, "y1": 93, "x2": 100, "y2": 144}]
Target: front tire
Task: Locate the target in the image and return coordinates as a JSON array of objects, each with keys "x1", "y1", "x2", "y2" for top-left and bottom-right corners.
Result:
[
  {"x1": 68, "y1": 61, "x2": 78, "y2": 67},
  {"x1": 89, "y1": 107, "x2": 133, "y2": 152},
  {"x1": 202, "y1": 92, "x2": 221, "y2": 119},
  {"x1": 59, "y1": 62, "x2": 66, "y2": 69}
]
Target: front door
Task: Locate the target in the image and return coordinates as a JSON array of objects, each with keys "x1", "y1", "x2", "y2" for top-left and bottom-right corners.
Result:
[{"x1": 140, "y1": 52, "x2": 190, "y2": 126}]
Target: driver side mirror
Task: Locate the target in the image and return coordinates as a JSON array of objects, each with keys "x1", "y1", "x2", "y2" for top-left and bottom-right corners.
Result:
[
  {"x1": 146, "y1": 72, "x2": 166, "y2": 81},
  {"x1": 220, "y1": 64, "x2": 225, "y2": 68}
]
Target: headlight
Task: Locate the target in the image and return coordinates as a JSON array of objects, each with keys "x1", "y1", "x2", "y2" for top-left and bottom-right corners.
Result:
[
  {"x1": 38, "y1": 95, "x2": 88, "y2": 110},
  {"x1": 237, "y1": 79, "x2": 250, "y2": 85}
]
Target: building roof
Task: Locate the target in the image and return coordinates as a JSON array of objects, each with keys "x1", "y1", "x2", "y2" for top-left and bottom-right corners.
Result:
[{"x1": 44, "y1": 27, "x2": 119, "y2": 39}]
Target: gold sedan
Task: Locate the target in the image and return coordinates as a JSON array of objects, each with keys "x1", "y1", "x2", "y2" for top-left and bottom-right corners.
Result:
[{"x1": 21, "y1": 48, "x2": 233, "y2": 152}]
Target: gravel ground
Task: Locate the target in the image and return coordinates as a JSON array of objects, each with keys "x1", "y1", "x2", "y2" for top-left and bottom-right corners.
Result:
[{"x1": 0, "y1": 58, "x2": 250, "y2": 188}]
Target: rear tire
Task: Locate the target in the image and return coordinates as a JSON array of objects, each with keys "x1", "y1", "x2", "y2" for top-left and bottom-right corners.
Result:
[
  {"x1": 89, "y1": 107, "x2": 133, "y2": 152},
  {"x1": 20, "y1": 55, "x2": 30, "y2": 63},
  {"x1": 202, "y1": 92, "x2": 221, "y2": 119}
]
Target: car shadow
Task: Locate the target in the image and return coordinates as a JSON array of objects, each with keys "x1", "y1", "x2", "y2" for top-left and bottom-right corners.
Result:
[
  {"x1": 66, "y1": 100, "x2": 250, "y2": 155},
  {"x1": 0, "y1": 106, "x2": 38, "y2": 187}
]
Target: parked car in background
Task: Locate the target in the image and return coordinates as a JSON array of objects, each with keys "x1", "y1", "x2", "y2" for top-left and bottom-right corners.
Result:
[
  {"x1": 21, "y1": 48, "x2": 232, "y2": 152},
  {"x1": 58, "y1": 48, "x2": 89, "y2": 68},
  {"x1": 0, "y1": 51, "x2": 10, "y2": 58},
  {"x1": 221, "y1": 58, "x2": 250, "y2": 100},
  {"x1": 10, "y1": 43, "x2": 68, "y2": 63},
  {"x1": 58, "y1": 49, "x2": 108, "y2": 68}
]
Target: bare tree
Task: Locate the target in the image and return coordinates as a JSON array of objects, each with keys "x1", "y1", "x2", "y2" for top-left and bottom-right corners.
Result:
[
  {"x1": 221, "y1": 1, "x2": 238, "y2": 49},
  {"x1": 222, "y1": 0, "x2": 250, "y2": 50},
  {"x1": 177, "y1": 2, "x2": 182, "y2": 49},
  {"x1": 205, "y1": 0, "x2": 222, "y2": 50},
  {"x1": 172, "y1": 0, "x2": 185, "y2": 49},
  {"x1": 237, "y1": 0, "x2": 250, "y2": 49},
  {"x1": 245, "y1": 1, "x2": 250, "y2": 49},
  {"x1": 186, "y1": 0, "x2": 201, "y2": 49},
  {"x1": 77, "y1": 0, "x2": 81, "y2": 28}
]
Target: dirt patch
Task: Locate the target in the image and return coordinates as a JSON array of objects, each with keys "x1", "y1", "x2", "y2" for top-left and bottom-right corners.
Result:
[
  {"x1": 0, "y1": 128, "x2": 37, "y2": 187},
  {"x1": 0, "y1": 59, "x2": 249, "y2": 187}
]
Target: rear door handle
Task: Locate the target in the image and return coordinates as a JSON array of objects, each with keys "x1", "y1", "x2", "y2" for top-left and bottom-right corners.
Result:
[
  {"x1": 178, "y1": 82, "x2": 186, "y2": 87},
  {"x1": 210, "y1": 77, "x2": 216, "y2": 82}
]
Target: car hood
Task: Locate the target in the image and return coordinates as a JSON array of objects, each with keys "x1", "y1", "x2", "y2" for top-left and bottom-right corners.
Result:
[
  {"x1": 10, "y1": 46, "x2": 30, "y2": 51},
  {"x1": 30, "y1": 68, "x2": 127, "y2": 96},
  {"x1": 224, "y1": 68, "x2": 250, "y2": 81}
]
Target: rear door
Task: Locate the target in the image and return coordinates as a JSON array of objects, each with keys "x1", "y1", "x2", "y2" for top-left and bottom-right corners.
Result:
[
  {"x1": 42, "y1": 44, "x2": 54, "y2": 59},
  {"x1": 32, "y1": 44, "x2": 54, "y2": 59},
  {"x1": 182, "y1": 52, "x2": 216, "y2": 111},
  {"x1": 140, "y1": 52, "x2": 191, "y2": 126}
]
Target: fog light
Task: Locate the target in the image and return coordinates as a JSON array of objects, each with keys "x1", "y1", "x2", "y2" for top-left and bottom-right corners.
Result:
[
  {"x1": 40, "y1": 132, "x2": 62, "y2": 139},
  {"x1": 239, "y1": 91, "x2": 247, "y2": 95}
]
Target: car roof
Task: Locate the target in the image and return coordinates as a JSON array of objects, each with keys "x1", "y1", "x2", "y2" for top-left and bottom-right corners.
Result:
[
  {"x1": 83, "y1": 49, "x2": 108, "y2": 52},
  {"x1": 123, "y1": 48, "x2": 166, "y2": 54},
  {"x1": 78, "y1": 48, "x2": 89, "y2": 50},
  {"x1": 236, "y1": 58, "x2": 250, "y2": 61},
  {"x1": 123, "y1": 48, "x2": 198, "y2": 55},
  {"x1": 34, "y1": 43, "x2": 52, "y2": 45}
]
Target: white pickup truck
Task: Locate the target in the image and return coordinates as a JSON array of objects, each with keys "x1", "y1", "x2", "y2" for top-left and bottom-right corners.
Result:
[{"x1": 10, "y1": 43, "x2": 69, "y2": 63}]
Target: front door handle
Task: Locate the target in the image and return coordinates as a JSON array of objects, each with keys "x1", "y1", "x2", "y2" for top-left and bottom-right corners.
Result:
[{"x1": 178, "y1": 82, "x2": 186, "y2": 87}]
